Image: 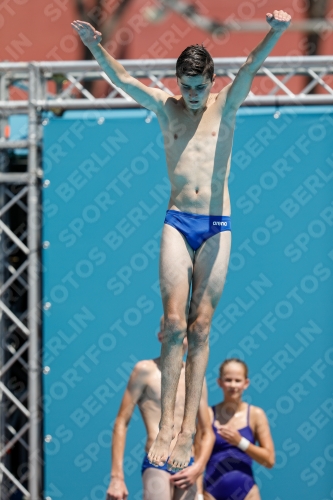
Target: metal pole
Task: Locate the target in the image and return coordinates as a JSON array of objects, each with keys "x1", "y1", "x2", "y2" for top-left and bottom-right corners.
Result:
[
  {"x1": 0, "y1": 160, "x2": 7, "y2": 500},
  {"x1": 0, "y1": 140, "x2": 29, "y2": 149},
  {"x1": 0, "y1": 67, "x2": 9, "y2": 500},
  {"x1": 27, "y1": 63, "x2": 40, "y2": 500}
]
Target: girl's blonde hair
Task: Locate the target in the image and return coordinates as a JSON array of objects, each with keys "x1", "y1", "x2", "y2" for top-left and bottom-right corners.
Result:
[{"x1": 219, "y1": 358, "x2": 249, "y2": 379}]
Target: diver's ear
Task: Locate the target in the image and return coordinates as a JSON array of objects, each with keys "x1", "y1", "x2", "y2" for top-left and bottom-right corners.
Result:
[{"x1": 212, "y1": 74, "x2": 216, "y2": 87}]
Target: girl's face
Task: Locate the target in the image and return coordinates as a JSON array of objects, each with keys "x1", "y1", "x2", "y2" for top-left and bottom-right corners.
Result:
[{"x1": 218, "y1": 362, "x2": 249, "y2": 400}]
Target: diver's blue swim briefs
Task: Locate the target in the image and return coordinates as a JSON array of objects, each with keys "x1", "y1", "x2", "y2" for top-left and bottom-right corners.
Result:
[
  {"x1": 164, "y1": 210, "x2": 231, "y2": 251},
  {"x1": 141, "y1": 454, "x2": 195, "y2": 476}
]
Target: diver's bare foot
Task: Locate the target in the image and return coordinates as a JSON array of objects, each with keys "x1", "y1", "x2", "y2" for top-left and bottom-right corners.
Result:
[
  {"x1": 148, "y1": 425, "x2": 174, "y2": 467},
  {"x1": 167, "y1": 430, "x2": 195, "y2": 472}
]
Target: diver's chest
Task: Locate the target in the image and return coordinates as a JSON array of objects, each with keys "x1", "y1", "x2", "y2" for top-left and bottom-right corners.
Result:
[{"x1": 168, "y1": 108, "x2": 221, "y2": 142}]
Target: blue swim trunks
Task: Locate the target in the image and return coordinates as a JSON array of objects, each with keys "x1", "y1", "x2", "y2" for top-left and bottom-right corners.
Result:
[
  {"x1": 164, "y1": 210, "x2": 231, "y2": 251},
  {"x1": 141, "y1": 454, "x2": 195, "y2": 476}
]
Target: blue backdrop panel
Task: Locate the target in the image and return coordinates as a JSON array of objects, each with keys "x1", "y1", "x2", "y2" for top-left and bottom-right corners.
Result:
[{"x1": 42, "y1": 106, "x2": 333, "y2": 500}]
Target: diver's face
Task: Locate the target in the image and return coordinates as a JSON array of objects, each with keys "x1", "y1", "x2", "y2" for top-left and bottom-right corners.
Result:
[{"x1": 178, "y1": 74, "x2": 214, "y2": 110}]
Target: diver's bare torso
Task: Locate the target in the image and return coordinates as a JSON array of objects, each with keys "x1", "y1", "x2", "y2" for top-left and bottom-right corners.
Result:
[
  {"x1": 138, "y1": 359, "x2": 187, "y2": 453},
  {"x1": 156, "y1": 87, "x2": 235, "y2": 216}
]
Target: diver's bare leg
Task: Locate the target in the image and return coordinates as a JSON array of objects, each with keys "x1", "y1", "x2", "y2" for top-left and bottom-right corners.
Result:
[
  {"x1": 148, "y1": 224, "x2": 193, "y2": 466},
  {"x1": 142, "y1": 469, "x2": 172, "y2": 500},
  {"x1": 173, "y1": 483, "x2": 197, "y2": 500},
  {"x1": 168, "y1": 231, "x2": 231, "y2": 471}
]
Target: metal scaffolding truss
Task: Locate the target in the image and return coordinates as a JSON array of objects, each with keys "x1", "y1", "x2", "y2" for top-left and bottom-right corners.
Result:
[
  {"x1": 0, "y1": 64, "x2": 40, "y2": 500},
  {"x1": 1, "y1": 56, "x2": 333, "y2": 116},
  {"x1": 0, "y1": 56, "x2": 333, "y2": 499}
]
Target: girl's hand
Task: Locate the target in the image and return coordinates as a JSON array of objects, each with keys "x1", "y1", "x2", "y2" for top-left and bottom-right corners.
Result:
[{"x1": 217, "y1": 425, "x2": 242, "y2": 446}]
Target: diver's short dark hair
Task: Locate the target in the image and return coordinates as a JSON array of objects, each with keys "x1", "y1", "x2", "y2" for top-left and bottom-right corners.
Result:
[{"x1": 176, "y1": 44, "x2": 214, "y2": 81}]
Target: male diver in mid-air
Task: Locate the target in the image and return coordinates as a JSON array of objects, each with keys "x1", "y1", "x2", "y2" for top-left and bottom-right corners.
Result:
[{"x1": 72, "y1": 9, "x2": 291, "y2": 473}]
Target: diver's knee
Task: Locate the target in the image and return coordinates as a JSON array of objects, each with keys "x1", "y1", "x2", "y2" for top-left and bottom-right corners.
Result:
[
  {"x1": 163, "y1": 313, "x2": 187, "y2": 343},
  {"x1": 188, "y1": 314, "x2": 211, "y2": 345}
]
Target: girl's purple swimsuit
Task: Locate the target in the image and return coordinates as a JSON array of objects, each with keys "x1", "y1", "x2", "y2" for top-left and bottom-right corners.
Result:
[{"x1": 204, "y1": 404, "x2": 256, "y2": 500}]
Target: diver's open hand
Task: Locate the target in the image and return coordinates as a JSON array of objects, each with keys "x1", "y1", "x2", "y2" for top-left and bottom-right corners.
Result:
[
  {"x1": 71, "y1": 20, "x2": 102, "y2": 48},
  {"x1": 170, "y1": 462, "x2": 202, "y2": 489},
  {"x1": 266, "y1": 10, "x2": 291, "y2": 32}
]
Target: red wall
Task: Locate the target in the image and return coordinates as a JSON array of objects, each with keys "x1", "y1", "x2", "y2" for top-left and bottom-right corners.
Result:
[
  {"x1": 2, "y1": 0, "x2": 332, "y2": 98},
  {"x1": 2, "y1": 0, "x2": 332, "y2": 62}
]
